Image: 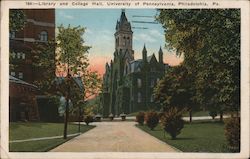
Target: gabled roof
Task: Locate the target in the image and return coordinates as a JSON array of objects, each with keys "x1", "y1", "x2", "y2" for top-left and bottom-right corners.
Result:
[
  {"x1": 54, "y1": 77, "x2": 84, "y2": 92},
  {"x1": 9, "y1": 75, "x2": 37, "y2": 88},
  {"x1": 147, "y1": 54, "x2": 158, "y2": 63}
]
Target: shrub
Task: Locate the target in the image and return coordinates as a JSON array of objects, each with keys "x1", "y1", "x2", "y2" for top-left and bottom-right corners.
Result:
[
  {"x1": 120, "y1": 113, "x2": 126, "y2": 121},
  {"x1": 209, "y1": 110, "x2": 217, "y2": 119},
  {"x1": 84, "y1": 115, "x2": 94, "y2": 125},
  {"x1": 136, "y1": 112, "x2": 145, "y2": 125},
  {"x1": 161, "y1": 108, "x2": 184, "y2": 140},
  {"x1": 224, "y1": 117, "x2": 240, "y2": 152},
  {"x1": 145, "y1": 111, "x2": 159, "y2": 130}
]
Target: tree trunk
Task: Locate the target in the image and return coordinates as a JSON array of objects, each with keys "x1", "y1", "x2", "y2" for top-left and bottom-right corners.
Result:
[
  {"x1": 189, "y1": 110, "x2": 192, "y2": 123},
  {"x1": 220, "y1": 111, "x2": 223, "y2": 122}
]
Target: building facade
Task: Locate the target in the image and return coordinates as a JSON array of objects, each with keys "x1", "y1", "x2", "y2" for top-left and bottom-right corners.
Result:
[
  {"x1": 10, "y1": 9, "x2": 55, "y2": 83},
  {"x1": 9, "y1": 9, "x2": 55, "y2": 121},
  {"x1": 101, "y1": 10, "x2": 169, "y2": 117}
]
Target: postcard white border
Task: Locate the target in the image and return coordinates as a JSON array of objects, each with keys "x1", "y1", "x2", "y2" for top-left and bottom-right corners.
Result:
[{"x1": 1, "y1": 0, "x2": 250, "y2": 159}]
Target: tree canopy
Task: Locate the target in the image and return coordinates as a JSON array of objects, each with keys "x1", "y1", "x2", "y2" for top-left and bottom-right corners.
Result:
[
  {"x1": 9, "y1": 10, "x2": 26, "y2": 32},
  {"x1": 156, "y1": 9, "x2": 240, "y2": 114}
]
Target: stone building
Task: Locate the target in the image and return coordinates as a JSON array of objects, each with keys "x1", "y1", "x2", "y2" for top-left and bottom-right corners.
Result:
[{"x1": 100, "y1": 10, "x2": 169, "y2": 117}]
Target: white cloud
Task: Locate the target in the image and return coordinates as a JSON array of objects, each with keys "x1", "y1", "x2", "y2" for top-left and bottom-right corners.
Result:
[
  {"x1": 58, "y1": 11, "x2": 75, "y2": 20},
  {"x1": 149, "y1": 29, "x2": 164, "y2": 38},
  {"x1": 134, "y1": 33, "x2": 157, "y2": 43}
]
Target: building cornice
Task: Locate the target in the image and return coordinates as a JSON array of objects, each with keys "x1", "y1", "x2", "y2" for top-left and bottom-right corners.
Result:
[{"x1": 26, "y1": 19, "x2": 55, "y2": 28}]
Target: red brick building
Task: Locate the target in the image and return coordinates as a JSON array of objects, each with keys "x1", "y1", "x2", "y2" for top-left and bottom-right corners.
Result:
[
  {"x1": 10, "y1": 9, "x2": 55, "y2": 82},
  {"x1": 9, "y1": 9, "x2": 55, "y2": 121}
]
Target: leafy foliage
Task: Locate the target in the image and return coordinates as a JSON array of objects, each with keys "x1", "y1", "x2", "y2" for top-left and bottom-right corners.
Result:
[
  {"x1": 145, "y1": 111, "x2": 159, "y2": 130},
  {"x1": 224, "y1": 117, "x2": 240, "y2": 152},
  {"x1": 161, "y1": 108, "x2": 184, "y2": 139},
  {"x1": 136, "y1": 112, "x2": 145, "y2": 125},
  {"x1": 9, "y1": 9, "x2": 26, "y2": 32},
  {"x1": 84, "y1": 115, "x2": 94, "y2": 126},
  {"x1": 154, "y1": 64, "x2": 198, "y2": 123},
  {"x1": 156, "y1": 9, "x2": 240, "y2": 114}
]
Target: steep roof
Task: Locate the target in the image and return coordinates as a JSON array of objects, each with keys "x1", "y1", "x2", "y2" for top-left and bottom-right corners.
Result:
[
  {"x1": 9, "y1": 75, "x2": 37, "y2": 88},
  {"x1": 147, "y1": 54, "x2": 157, "y2": 63}
]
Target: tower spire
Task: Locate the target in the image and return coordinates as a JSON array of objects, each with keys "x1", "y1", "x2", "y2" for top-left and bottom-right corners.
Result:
[
  {"x1": 143, "y1": 44, "x2": 147, "y2": 62},
  {"x1": 158, "y1": 46, "x2": 163, "y2": 63}
]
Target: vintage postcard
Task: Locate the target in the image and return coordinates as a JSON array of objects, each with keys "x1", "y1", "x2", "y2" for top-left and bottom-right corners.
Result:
[{"x1": 1, "y1": 0, "x2": 250, "y2": 159}]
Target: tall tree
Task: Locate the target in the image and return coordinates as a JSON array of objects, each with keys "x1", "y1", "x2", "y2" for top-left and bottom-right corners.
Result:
[
  {"x1": 56, "y1": 25, "x2": 91, "y2": 139},
  {"x1": 156, "y1": 9, "x2": 240, "y2": 117},
  {"x1": 9, "y1": 9, "x2": 26, "y2": 32},
  {"x1": 154, "y1": 64, "x2": 197, "y2": 122}
]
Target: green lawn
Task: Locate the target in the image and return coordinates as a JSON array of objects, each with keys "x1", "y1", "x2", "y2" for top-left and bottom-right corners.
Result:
[
  {"x1": 182, "y1": 111, "x2": 210, "y2": 117},
  {"x1": 137, "y1": 121, "x2": 229, "y2": 152},
  {"x1": 129, "y1": 111, "x2": 210, "y2": 117},
  {"x1": 9, "y1": 122, "x2": 95, "y2": 152}
]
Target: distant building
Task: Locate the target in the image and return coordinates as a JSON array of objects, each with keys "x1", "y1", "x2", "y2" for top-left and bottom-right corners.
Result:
[
  {"x1": 100, "y1": 10, "x2": 169, "y2": 117},
  {"x1": 9, "y1": 9, "x2": 55, "y2": 121}
]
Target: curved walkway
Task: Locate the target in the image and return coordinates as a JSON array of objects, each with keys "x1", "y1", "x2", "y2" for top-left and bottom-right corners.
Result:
[{"x1": 51, "y1": 121, "x2": 177, "y2": 152}]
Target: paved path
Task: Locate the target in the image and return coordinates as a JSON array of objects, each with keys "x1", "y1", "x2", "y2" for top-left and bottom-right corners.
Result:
[
  {"x1": 51, "y1": 122, "x2": 177, "y2": 152},
  {"x1": 125, "y1": 115, "x2": 229, "y2": 121},
  {"x1": 10, "y1": 133, "x2": 81, "y2": 143}
]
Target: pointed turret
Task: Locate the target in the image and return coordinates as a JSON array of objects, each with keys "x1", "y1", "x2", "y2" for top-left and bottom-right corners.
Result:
[
  {"x1": 158, "y1": 46, "x2": 163, "y2": 63},
  {"x1": 142, "y1": 44, "x2": 147, "y2": 62},
  {"x1": 114, "y1": 9, "x2": 134, "y2": 61}
]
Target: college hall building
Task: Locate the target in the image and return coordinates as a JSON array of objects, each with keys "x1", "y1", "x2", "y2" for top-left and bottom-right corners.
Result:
[{"x1": 100, "y1": 10, "x2": 169, "y2": 117}]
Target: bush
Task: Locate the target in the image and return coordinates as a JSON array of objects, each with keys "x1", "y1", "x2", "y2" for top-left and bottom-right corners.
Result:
[
  {"x1": 145, "y1": 111, "x2": 159, "y2": 130},
  {"x1": 209, "y1": 110, "x2": 217, "y2": 119},
  {"x1": 161, "y1": 108, "x2": 184, "y2": 139},
  {"x1": 224, "y1": 117, "x2": 240, "y2": 152},
  {"x1": 84, "y1": 115, "x2": 94, "y2": 125},
  {"x1": 136, "y1": 112, "x2": 145, "y2": 125}
]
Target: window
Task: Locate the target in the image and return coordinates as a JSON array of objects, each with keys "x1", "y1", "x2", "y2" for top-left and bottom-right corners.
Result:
[
  {"x1": 150, "y1": 94, "x2": 154, "y2": 102},
  {"x1": 137, "y1": 78, "x2": 142, "y2": 88},
  {"x1": 18, "y1": 72, "x2": 23, "y2": 79},
  {"x1": 40, "y1": 31, "x2": 48, "y2": 41},
  {"x1": 12, "y1": 52, "x2": 16, "y2": 59},
  {"x1": 22, "y1": 53, "x2": 25, "y2": 59},
  {"x1": 11, "y1": 72, "x2": 15, "y2": 76},
  {"x1": 138, "y1": 92, "x2": 141, "y2": 103},
  {"x1": 10, "y1": 32, "x2": 15, "y2": 39},
  {"x1": 17, "y1": 53, "x2": 21, "y2": 59},
  {"x1": 151, "y1": 79, "x2": 155, "y2": 88}
]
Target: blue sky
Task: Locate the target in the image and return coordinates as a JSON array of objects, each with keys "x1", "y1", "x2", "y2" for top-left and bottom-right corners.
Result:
[{"x1": 56, "y1": 9, "x2": 182, "y2": 75}]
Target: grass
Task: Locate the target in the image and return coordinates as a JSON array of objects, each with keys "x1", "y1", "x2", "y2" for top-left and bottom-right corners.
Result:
[
  {"x1": 182, "y1": 111, "x2": 210, "y2": 117},
  {"x1": 137, "y1": 120, "x2": 229, "y2": 152},
  {"x1": 9, "y1": 122, "x2": 95, "y2": 152},
  {"x1": 129, "y1": 111, "x2": 210, "y2": 117}
]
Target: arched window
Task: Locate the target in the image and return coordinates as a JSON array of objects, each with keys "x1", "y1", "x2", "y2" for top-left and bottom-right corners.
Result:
[
  {"x1": 40, "y1": 31, "x2": 48, "y2": 41},
  {"x1": 137, "y1": 78, "x2": 142, "y2": 88},
  {"x1": 138, "y1": 92, "x2": 141, "y2": 103}
]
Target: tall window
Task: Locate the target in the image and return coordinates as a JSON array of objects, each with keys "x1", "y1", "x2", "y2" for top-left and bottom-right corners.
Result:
[
  {"x1": 138, "y1": 92, "x2": 141, "y2": 103},
  {"x1": 17, "y1": 53, "x2": 21, "y2": 59},
  {"x1": 22, "y1": 53, "x2": 25, "y2": 59},
  {"x1": 10, "y1": 32, "x2": 15, "y2": 39},
  {"x1": 18, "y1": 72, "x2": 23, "y2": 79},
  {"x1": 40, "y1": 31, "x2": 48, "y2": 41},
  {"x1": 12, "y1": 52, "x2": 16, "y2": 59},
  {"x1": 150, "y1": 94, "x2": 154, "y2": 102},
  {"x1": 151, "y1": 79, "x2": 155, "y2": 88},
  {"x1": 137, "y1": 78, "x2": 142, "y2": 88},
  {"x1": 11, "y1": 72, "x2": 15, "y2": 76}
]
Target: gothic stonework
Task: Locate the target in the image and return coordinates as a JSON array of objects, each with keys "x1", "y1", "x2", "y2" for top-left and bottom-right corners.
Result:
[{"x1": 100, "y1": 10, "x2": 169, "y2": 117}]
